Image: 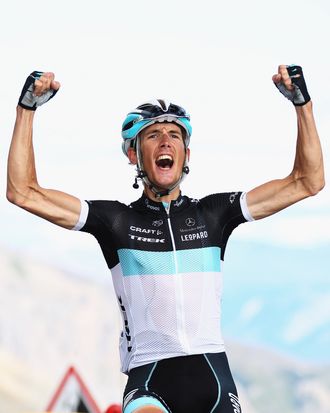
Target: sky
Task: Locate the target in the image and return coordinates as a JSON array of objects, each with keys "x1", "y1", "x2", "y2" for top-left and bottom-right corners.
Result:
[{"x1": 1, "y1": 0, "x2": 329, "y2": 357}]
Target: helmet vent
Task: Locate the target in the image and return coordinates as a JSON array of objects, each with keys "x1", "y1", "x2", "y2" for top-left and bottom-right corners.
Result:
[{"x1": 158, "y1": 99, "x2": 168, "y2": 112}]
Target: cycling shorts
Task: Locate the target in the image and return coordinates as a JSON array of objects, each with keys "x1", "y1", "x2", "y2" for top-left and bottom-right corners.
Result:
[{"x1": 123, "y1": 352, "x2": 242, "y2": 413}]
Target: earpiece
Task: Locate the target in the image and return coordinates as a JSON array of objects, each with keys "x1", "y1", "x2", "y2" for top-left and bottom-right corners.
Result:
[{"x1": 133, "y1": 170, "x2": 147, "y2": 189}]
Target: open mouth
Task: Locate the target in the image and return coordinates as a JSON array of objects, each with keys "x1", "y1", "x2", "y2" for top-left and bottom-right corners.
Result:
[{"x1": 155, "y1": 154, "x2": 174, "y2": 169}]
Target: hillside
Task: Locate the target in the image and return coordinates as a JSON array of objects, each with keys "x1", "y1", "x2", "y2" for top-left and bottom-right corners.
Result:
[{"x1": 0, "y1": 247, "x2": 124, "y2": 412}]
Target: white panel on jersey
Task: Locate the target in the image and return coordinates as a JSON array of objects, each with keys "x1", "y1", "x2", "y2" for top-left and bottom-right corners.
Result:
[{"x1": 111, "y1": 263, "x2": 226, "y2": 373}]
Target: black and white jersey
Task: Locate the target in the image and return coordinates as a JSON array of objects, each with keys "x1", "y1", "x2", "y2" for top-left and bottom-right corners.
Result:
[{"x1": 73, "y1": 192, "x2": 253, "y2": 373}]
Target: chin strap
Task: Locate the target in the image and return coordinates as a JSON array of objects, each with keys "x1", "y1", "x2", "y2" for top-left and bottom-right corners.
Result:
[
  {"x1": 132, "y1": 137, "x2": 190, "y2": 198},
  {"x1": 132, "y1": 164, "x2": 190, "y2": 198}
]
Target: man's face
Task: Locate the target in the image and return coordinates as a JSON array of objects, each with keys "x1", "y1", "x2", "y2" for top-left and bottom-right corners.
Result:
[{"x1": 129, "y1": 122, "x2": 189, "y2": 190}]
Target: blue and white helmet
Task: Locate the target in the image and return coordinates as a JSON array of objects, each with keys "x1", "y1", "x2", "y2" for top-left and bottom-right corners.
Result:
[{"x1": 121, "y1": 99, "x2": 192, "y2": 157}]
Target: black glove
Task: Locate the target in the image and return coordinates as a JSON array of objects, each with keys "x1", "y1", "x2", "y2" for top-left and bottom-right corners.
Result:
[
  {"x1": 18, "y1": 71, "x2": 58, "y2": 111},
  {"x1": 274, "y1": 65, "x2": 311, "y2": 106}
]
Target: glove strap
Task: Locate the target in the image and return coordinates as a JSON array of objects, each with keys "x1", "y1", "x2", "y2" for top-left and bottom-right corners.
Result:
[
  {"x1": 275, "y1": 65, "x2": 311, "y2": 106},
  {"x1": 18, "y1": 71, "x2": 58, "y2": 111}
]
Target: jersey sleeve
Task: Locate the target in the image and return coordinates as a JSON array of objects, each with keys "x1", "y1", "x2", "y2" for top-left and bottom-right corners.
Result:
[
  {"x1": 201, "y1": 191, "x2": 252, "y2": 222},
  {"x1": 71, "y1": 199, "x2": 122, "y2": 236},
  {"x1": 200, "y1": 191, "x2": 253, "y2": 260},
  {"x1": 239, "y1": 192, "x2": 254, "y2": 222},
  {"x1": 71, "y1": 200, "x2": 89, "y2": 231}
]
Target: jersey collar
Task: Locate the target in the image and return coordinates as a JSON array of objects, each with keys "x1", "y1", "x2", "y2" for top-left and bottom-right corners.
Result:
[{"x1": 132, "y1": 192, "x2": 188, "y2": 214}]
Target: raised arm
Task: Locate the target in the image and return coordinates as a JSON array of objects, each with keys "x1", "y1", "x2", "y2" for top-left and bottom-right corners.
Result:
[
  {"x1": 247, "y1": 65, "x2": 325, "y2": 220},
  {"x1": 6, "y1": 71, "x2": 81, "y2": 229}
]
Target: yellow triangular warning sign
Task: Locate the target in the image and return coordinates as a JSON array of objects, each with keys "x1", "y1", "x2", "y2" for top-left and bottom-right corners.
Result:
[{"x1": 46, "y1": 366, "x2": 102, "y2": 413}]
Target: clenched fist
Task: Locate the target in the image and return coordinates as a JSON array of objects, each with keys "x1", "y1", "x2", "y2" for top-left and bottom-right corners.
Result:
[
  {"x1": 273, "y1": 65, "x2": 311, "y2": 106},
  {"x1": 18, "y1": 71, "x2": 60, "y2": 111}
]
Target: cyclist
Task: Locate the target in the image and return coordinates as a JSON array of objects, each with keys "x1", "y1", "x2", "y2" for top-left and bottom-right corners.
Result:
[{"x1": 7, "y1": 65, "x2": 324, "y2": 413}]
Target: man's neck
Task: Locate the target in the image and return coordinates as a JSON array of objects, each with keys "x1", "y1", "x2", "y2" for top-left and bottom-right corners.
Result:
[{"x1": 143, "y1": 186, "x2": 181, "y2": 203}]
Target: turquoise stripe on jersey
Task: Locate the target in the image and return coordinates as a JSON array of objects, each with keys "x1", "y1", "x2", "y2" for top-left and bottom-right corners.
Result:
[
  {"x1": 124, "y1": 396, "x2": 169, "y2": 413},
  {"x1": 118, "y1": 247, "x2": 221, "y2": 276},
  {"x1": 118, "y1": 249, "x2": 176, "y2": 275},
  {"x1": 177, "y1": 247, "x2": 221, "y2": 273}
]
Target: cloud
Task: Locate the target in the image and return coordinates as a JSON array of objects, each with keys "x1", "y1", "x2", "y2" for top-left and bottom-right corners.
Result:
[
  {"x1": 234, "y1": 211, "x2": 330, "y2": 247},
  {"x1": 283, "y1": 294, "x2": 330, "y2": 343},
  {"x1": 238, "y1": 299, "x2": 264, "y2": 323}
]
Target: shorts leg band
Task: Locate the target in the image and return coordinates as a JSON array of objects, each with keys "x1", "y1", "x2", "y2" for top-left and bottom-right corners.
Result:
[{"x1": 124, "y1": 395, "x2": 169, "y2": 413}]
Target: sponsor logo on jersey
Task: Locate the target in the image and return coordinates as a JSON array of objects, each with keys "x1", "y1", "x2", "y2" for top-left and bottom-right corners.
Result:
[
  {"x1": 229, "y1": 192, "x2": 239, "y2": 204},
  {"x1": 180, "y1": 224, "x2": 206, "y2": 233},
  {"x1": 185, "y1": 217, "x2": 196, "y2": 227},
  {"x1": 174, "y1": 198, "x2": 184, "y2": 207},
  {"x1": 181, "y1": 231, "x2": 208, "y2": 242},
  {"x1": 130, "y1": 226, "x2": 163, "y2": 235},
  {"x1": 152, "y1": 219, "x2": 164, "y2": 227},
  {"x1": 118, "y1": 296, "x2": 132, "y2": 352},
  {"x1": 144, "y1": 199, "x2": 160, "y2": 211},
  {"x1": 129, "y1": 234, "x2": 165, "y2": 243}
]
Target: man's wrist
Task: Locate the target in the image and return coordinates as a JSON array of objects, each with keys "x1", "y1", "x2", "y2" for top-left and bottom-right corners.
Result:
[
  {"x1": 16, "y1": 105, "x2": 36, "y2": 121},
  {"x1": 295, "y1": 100, "x2": 313, "y2": 115}
]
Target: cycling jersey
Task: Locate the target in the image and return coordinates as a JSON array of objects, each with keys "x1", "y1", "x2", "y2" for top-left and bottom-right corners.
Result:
[{"x1": 73, "y1": 191, "x2": 253, "y2": 373}]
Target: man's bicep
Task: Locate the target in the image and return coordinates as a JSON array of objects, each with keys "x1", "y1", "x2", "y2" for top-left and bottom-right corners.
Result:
[
  {"x1": 246, "y1": 176, "x2": 308, "y2": 220},
  {"x1": 19, "y1": 187, "x2": 83, "y2": 229}
]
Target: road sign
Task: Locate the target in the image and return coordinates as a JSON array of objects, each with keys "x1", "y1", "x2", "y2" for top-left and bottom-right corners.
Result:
[{"x1": 46, "y1": 366, "x2": 102, "y2": 413}]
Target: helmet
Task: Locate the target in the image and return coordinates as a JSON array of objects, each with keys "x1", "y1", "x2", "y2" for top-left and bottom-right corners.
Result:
[{"x1": 121, "y1": 99, "x2": 192, "y2": 156}]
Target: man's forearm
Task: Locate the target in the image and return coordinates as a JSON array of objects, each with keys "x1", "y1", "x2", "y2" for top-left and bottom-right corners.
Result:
[
  {"x1": 7, "y1": 107, "x2": 38, "y2": 205},
  {"x1": 292, "y1": 101, "x2": 325, "y2": 195}
]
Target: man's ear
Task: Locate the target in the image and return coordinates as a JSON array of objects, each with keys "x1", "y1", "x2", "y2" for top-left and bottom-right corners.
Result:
[
  {"x1": 127, "y1": 147, "x2": 137, "y2": 165},
  {"x1": 186, "y1": 147, "x2": 190, "y2": 162}
]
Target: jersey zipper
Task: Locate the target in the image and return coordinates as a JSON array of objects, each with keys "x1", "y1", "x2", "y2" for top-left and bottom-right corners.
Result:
[{"x1": 165, "y1": 203, "x2": 190, "y2": 353}]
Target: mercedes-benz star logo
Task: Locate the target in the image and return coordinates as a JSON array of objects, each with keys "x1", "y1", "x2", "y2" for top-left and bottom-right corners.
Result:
[{"x1": 185, "y1": 217, "x2": 195, "y2": 227}]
